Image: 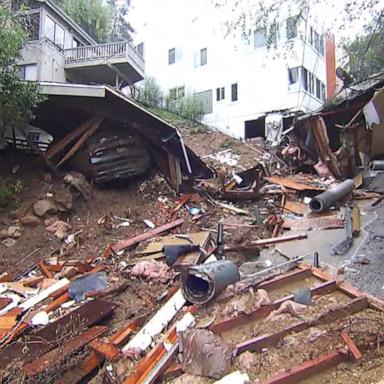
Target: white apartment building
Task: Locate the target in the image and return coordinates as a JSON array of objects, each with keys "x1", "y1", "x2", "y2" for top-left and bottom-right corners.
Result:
[{"x1": 138, "y1": 6, "x2": 333, "y2": 140}]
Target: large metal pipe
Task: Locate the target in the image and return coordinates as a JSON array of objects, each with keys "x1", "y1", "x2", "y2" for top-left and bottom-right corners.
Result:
[
  {"x1": 181, "y1": 260, "x2": 240, "y2": 305},
  {"x1": 309, "y1": 179, "x2": 354, "y2": 213},
  {"x1": 370, "y1": 160, "x2": 384, "y2": 170}
]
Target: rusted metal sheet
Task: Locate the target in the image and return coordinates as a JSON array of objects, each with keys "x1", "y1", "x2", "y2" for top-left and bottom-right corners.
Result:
[
  {"x1": 0, "y1": 299, "x2": 115, "y2": 370},
  {"x1": 23, "y1": 326, "x2": 108, "y2": 376}
]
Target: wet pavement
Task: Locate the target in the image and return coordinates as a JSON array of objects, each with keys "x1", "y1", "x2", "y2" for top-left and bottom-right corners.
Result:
[{"x1": 258, "y1": 200, "x2": 384, "y2": 299}]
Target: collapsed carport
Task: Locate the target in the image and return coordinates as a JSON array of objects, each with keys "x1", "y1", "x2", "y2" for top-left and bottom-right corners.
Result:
[{"x1": 32, "y1": 82, "x2": 214, "y2": 188}]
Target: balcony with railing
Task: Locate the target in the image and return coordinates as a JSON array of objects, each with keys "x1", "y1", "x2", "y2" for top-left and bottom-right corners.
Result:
[{"x1": 64, "y1": 41, "x2": 144, "y2": 85}]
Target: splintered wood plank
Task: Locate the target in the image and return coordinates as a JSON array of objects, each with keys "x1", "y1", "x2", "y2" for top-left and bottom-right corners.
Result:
[
  {"x1": 111, "y1": 219, "x2": 185, "y2": 253},
  {"x1": 235, "y1": 297, "x2": 368, "y2": 355},
  {"x1": 310, "y1": 266, "x2": 384, "y2": 311},
  {"x1": 0, "y1": 298, "x2": 12, "y2": 311},
  {"x1": 284, "y1": 200, "x2": 308, "y2": 215},
  {"x1": 210, "y1": 280, "x2": 337, "y2": 334},
  {"x1": 282, "y1": 216, "x2": 344, "y2": 230},
  {"x1": 53, "y1": 315, "x2": 148, "y2": 384},
  {"x1": 257, "y1": 267, "x2": 312, "y2": 291},
  {"x1": 265, "y1": 176, "x2": 324, "y2": 191},
  {"x1": 23, "y1": 326, "x2": 107, "y2": 376},
  {"x1": 260, "y1": 349, "x2": 349, "y2": 384},
  {"x1": 0, "y1": 299, "x2": 115, "y2": 371},
  {"x1": 341, "y1": 332, "x2": 363, "y2": 360},
  {"x1": 89, "y1": 339, "x2": 120, "y2": 360}
]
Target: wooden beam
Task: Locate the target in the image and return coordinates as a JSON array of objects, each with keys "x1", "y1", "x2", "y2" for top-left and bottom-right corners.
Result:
[
  {"x1": 341, "y1": 332, "x2": 363, "y2": 360},
  {"x1": 310, "y1": 266, "x2": 384, "y2": 311},
  {"x1": 56, "y1": 117, "x2": 104, "y2": 167},
  {"x1": 260, "y1": 349, "x2": 349, "y2": 384},
  {"x1": 235, "y1": 297, "x2": 368, "y2": 355},
  {"x1": 111, "y1": 218, "x2": 184, "y2": 253},
  {"x1": 257, "y1": 267, "x2": 312, "y2": 291},
  {"x1": 210, "y1": 280, "x2": 337, "y2": 334},
  {"x1": 53, "y1": 315, "x2": 147, "y2": 384},
  {"x1": 46, "y1": 116, "x2": 99, "y2": 159},
  {"x1": 225, "y1": 233, "x2": 308, "y2": 252},
  {"x1": 23, "y1": 326, "x2": 107, "y2": 376}
]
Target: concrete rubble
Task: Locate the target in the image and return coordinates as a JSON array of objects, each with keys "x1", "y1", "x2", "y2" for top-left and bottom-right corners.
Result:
[{"x1": 0, "y1": 79, "x2": 384, "y2": 383}]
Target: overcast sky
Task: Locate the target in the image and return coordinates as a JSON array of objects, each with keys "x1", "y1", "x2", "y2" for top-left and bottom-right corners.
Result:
[{"x1": 129, "y1": 0, "x2": 384, "y2": 45}]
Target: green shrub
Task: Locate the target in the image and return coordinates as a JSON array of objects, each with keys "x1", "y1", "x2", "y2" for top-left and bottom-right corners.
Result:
[
  {"x1": 0, "y1": 178, "x2": 14, "y2": 208},
  {"x1": 166, "y1": 94, "x2": 204, "y2": 121},
  {"x1": 138, "y1": 77, "x2": 163, "y2": 107}
]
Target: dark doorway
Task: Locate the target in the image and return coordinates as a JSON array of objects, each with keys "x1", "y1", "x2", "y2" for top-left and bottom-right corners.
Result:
[{"x1": 245, "y1": 117, "x2": 266, "y2": 138}]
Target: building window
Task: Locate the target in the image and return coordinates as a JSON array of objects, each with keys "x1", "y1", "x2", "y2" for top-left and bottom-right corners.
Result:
[
  {"x1": 302, "y1": 68, "x2": 308, "y2": 91},
  {"x1": 288, "y1": 67, "x2": 299, "y2": 85},
  {"x1": 168, "y1": 48, "x2": 175, "y2": 64},
  {"x1": 194, "y1": 48, "x2": 208, "y2": 67},
  {"x1": 200, "y1": 48, "x2": 207, "y2": 66},
  {"x1": 72, "y1": 38, "x2": 81, "y2": 48},
  {"x1": 316, "y1": 78, "x2": 321, "y2": 99},
  {"x1": 169, "y1": 86, "x2": 185, "y2": 100},
  {"x1": 319, "y1": 36, "x2": 325, "y2": 56},
  {"x1": 195, "y1": 89, "x2": 213, "y2": 114},
  {"x1": 254, "y1": 28, "x2": 267, "y2": 48},
  {"x1": 286, "y1": 17, "x2": 297, "y2": 39},
  {"x1": 18, "y1": 63, "x2": 38, "y2": 81},
  {"x1": 136, "y1": 42, "x2": 144, "y2": 57},
  {"x1": 169, "y1": 47, "x2": 183, "y2": 64},
  {"x1": 216, "y1": 87, "x2": 225, "y2": 101},
  {"x1": 321, "y1": 83, "x2": 326, "y2": 101},
  {"x1": 45, "y1": 16, "x2": 64, "y2": 50},
  {"x1": 231, "y1": 83, "x2": 238, "y2": 101},
  {"x1": 308, "y1": 72, "x2": 315, "y2": 94}
]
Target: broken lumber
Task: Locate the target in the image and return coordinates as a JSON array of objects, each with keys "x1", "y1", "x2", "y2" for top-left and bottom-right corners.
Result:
[
  {"x1": 341, "y1": 331, "x2": 363, "y2": 360},
  {"x1": 210, "y1": 280, "x2": 336, "y2": 334},
  {"x1": 46, "y1": 116, "x2": 100, "y2": 159},
  {"x1": 265, "y1": 176, "x2": 323, "y2": 191},
  {"x1": 54, "y1": 315, "x2": 147, "y2": 384},
  {"x1": 235, "y1": 297, "x2": 368, "y2": 354},
  {"x1": 0, "y1": 299, "x2": 114, "y2": 370},
  {"x1": 23, "y1": 326, "x2": 107, "y2": 376},
  {"x1": 352, "y1": 206, "x2": 361, "y2": 236},
  {"x1": 260, "y1": 349, "x2": 349, "y2": 384},
  {"x1": 111, "y1": 218, "x2": 184, "y2": 253},
  {"x1": 282, "y1": 216, "x2": 343, "y2": 230},
  {"x1": 56, "y1": 117, "x2": 104, "y2": 167},
  {"x1": 225, "y1": 233, "x2": 307, "y2": 252}
]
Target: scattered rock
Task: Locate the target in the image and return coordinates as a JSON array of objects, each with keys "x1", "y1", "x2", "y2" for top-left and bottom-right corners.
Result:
[
  {"x1": 33, "y1": 199, "x2": 58, "y2": 217},
  {"x1": 1, "y1": 238, "x2": 16, "y2": 247},
  {"x1": 44, "y1": 216, "x2": 60, "y2": 227},
  {"x1": 64, "y1": 172, "x2": 92, "y2": 201},
  {"x1": 7, "y1": 226, "x2": 22, "y2": 239},
  {"x1": 55, "y1": 187, "x2": 73, "y2": 212},
  {"x1": 42, "y1": 173, "x2": 52, "y2": 183},
  {"x1": 0, "y1": 230, "x2": 9, "y2": 240},
  {"x1": 20, "y1": 215, "x2": 41, "y2": 227},
  {"x1": 46, "y1": 220, "x2": 72, "y2": 239},
  {"x1": 237, "y1": 351, "x2": 257, "y2": 371}
]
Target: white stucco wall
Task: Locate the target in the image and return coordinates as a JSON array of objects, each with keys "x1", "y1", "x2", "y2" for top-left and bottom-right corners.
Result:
[{"x1": 139, "y1": 9, "x2": 327, "y2": 138}]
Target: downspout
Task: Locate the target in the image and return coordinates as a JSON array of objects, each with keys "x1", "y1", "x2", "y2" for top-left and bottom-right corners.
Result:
[{"x1": 176, "y1": 130, "x2": 192, "y2": 175}]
